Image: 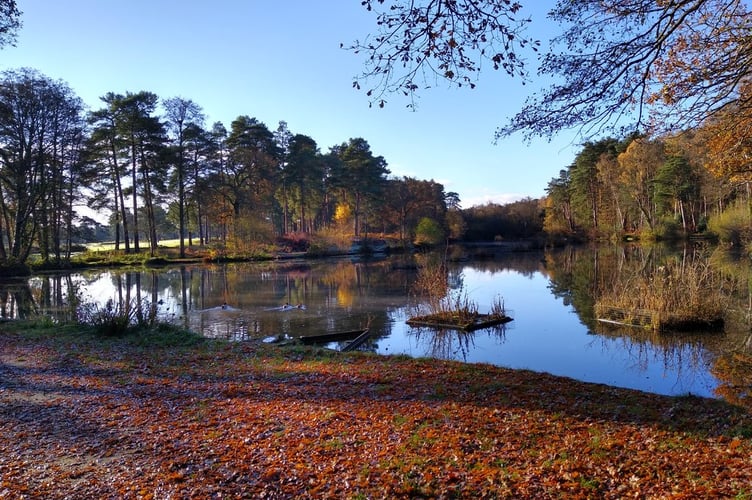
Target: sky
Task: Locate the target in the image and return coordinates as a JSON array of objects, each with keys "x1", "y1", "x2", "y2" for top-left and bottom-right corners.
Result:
[{"x1": 1, "y1": 1, "x2": 582, "y2": 209}]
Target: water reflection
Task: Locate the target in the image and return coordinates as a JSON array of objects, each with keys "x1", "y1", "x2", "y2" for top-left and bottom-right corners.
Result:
[
  {"x1": 4, "y1": 245, "x2": 752, "y2": 406},
  {"x1": 1, "y1": 274, "x2": 80, "y2": 321},
  {"x1": 407, "y1": 324, "x2": 508, "y2": 361}
]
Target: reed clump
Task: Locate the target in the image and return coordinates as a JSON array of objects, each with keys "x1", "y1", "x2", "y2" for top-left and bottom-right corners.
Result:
[
  {"x1": 595, "y1": 257, "x2": 727, "y2": 331},
  {"x1": 77, "y1": 297, "x2": 160, "y2": 337}
]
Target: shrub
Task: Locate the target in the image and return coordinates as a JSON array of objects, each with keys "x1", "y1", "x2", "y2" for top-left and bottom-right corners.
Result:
[
  {"x1": 308, "y1": 227, "x2": 352, "y2": 255},
  {"x1": 707, "y1": 203, "x2": 752, "y2": 245},
  {"x1": 410, "y1": 253, "x2": 506, "y2": 325},
  {"x1": 412, "y1": 254, "x2": 449, "y2": 314},
  {"x1": 77, "y1": 297, "x2": 158, "y2": 337},
  {"x1": 414, "y1": 217, "x2": 445, "y2": 247},
  {"x1": 276, "y1": 232, "x2": 310, "y2": 252},
  {"x1": 644, "y1": 217, "x2": 683, "y2": 242}
]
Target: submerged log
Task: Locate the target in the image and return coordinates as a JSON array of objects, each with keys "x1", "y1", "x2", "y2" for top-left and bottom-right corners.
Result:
[{"x1": 596, "y1": 306, "x2": 655, "y2": 329}]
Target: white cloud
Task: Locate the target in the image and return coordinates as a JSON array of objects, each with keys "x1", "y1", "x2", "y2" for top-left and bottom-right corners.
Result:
[{"x1": 461, "y1": 192, "x2": 533, "y2": 209}]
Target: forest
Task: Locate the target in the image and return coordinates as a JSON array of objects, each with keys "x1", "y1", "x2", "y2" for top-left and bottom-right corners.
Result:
[
  {"x1": 3, "y1": 64, "x2": 752, "y2": 274},
  {"x1": 2, "y1": 0, "x2": 752, "y2": 271},
  {"x1": 0, "y1": 67, "x2": 473, "y2": 268},
  {"x1": 351, "y1": 0, "x2": 752, "y2": 247},
  {"x1": 543, "y1": 121, "x2": 752, "y2": 244}
]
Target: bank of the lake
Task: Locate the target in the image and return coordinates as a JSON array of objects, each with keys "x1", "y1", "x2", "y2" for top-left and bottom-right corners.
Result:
[
  {"x1": 22, "y1": 238, "x2": 545, "y2": 275},
  {"x1": 1, "y1": 321, "x2": 750, "y2": 498},
  {"x1": 7, "y1": 244, "x2": 752, "y2": 402}
]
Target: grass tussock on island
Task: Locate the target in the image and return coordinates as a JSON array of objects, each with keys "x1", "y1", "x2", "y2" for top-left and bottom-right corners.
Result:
[
  {"x1": 407, "y1": 255, "x2": 512, "y2": 331},
  {"x1": 1, "y1": 319, "x2": 751, "y2": 498}
]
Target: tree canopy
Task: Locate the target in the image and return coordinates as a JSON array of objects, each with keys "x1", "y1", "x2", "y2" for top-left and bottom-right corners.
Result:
[
  {"x1": 0, "y1": 0, "x2": 20, "y2": 50},
  {"x1": 503, "y1": 0, "x2": 752, "y2": 140},
  {"x1": 353, "y1": 0, "x2": 752, "y2": 140}
]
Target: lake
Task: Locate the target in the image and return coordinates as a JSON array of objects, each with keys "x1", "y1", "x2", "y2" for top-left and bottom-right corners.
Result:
[{"x1": 3, "y1": 244, "x2": 750, "y2": 404}]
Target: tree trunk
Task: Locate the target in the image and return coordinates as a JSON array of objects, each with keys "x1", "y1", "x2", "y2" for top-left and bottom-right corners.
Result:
[
  {"x1": 131, "y1": 140, "x2": 140, "y2": 253},
  {"x1": 140, "y1": 151, "x2": 158, "y2": 256},
  {"x1": 109, "y1": 142, "x2": 130, "y2": 253},
  {"x1": 177, "y1": 141, "x2": 185, "y2": 258},
  {"x1": 0, "y1": 190, "x2": 7, "y2": 261},
  {"x1": 353, "y1": 191, "x2": 361, "y2": 238}
]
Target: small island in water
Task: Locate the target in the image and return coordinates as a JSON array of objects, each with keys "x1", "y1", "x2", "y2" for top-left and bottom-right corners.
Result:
[{"x1": 407, "y1": 311, "x2": 513, "y2": 332}]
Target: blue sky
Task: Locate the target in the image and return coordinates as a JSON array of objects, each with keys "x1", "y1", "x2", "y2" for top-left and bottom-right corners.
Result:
[{"x1": 2, "y1": 1, "x2": 581, "y2": 208}]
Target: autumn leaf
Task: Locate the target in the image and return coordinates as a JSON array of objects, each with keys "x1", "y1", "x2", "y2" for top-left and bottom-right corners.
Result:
[{"x1": 1, "y1": 325, "x2": 751, "y2": 498}]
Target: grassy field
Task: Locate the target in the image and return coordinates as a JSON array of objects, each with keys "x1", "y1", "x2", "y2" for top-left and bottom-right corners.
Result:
[{"x1": 85, "y1": 239, "x2": 183, "y2": 252}]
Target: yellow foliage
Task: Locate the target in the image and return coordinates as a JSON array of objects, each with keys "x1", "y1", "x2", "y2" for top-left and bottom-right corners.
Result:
[
  {"x1": 336, "y1": 287, "x2": 354, "y2": 308},
  {"x1": 334, "y1": 203, "x2": 352, "y2": 224}
]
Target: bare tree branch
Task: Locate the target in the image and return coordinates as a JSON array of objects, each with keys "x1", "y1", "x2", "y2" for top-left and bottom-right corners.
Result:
[
  {"x1": 497, "y1": 0, "x2": 752, "y2": 140},
  {"x1": 350, "y1": 0, "x2": 752, "y2": 140},
  {"x1": 346, "y1": 0, "x2": 538, "y2": 108}
]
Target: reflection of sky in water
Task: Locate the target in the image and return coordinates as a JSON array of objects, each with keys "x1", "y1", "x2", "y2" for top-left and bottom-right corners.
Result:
[
  {"x1": 381, "y1": 268, "x2": 719, "y2": 398},
  {"x1": 23, "y1": 258, "x2": 723, "y2": 398}
]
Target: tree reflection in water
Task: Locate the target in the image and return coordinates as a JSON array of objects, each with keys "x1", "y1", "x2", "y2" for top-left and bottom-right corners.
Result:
[
  {"x1": 0, "y1": 280, "x2": 37, "y2": 320},
  {"x1": 590, "y1": 323, "x2": 719, "y2": 395},
  {"x1": 5, "y1": 246, "x2": 752, "y2": 408},
  {"x1": 407, "y1": 324, "x2": 507, "y2": 362},
  {"x1": 1, "y1": 274, "x2": 80, "y2": 321},
  {"x1": 546, "y1": 243, "x2": 752, "y2": 409}
]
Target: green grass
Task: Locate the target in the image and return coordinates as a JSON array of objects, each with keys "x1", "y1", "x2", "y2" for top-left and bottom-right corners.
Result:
[
  {"x1": 2, "y1": 317, "x2": 206, "y2": 349},
  {"x1": 86, "y1": 239, "x2": 183, "y2": 251}
]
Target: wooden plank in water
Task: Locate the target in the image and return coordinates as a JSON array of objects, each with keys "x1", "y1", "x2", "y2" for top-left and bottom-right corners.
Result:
[
  {"x1": 596, "y1": 306, "x2": 654, "y2": 328},
  {"x1": 596, "y1": 317, "x2": 649, "y2": 329},
  {"x1": 341, "y1": 329, "x2": 371, "y2": 352},
  {"x1": 299, "y1": 329, "x2": 368, "y2": 344}
]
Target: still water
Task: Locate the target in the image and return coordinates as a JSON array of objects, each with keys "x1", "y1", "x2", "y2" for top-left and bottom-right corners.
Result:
[{"x1": 4, "y1": 245, "x2": 751, "y2": 403}]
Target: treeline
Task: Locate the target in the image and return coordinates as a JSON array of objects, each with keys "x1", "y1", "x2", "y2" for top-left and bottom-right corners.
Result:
[
  {"x1": 462, "y1": 198, "x2": 543, "y2": 241},
  {"x1": 13, "y1": 63, "x2": 749, "y2": 273},
  {"x1": 0, "y1": 68, "x2": 465, "y2": 267},
  {"x1": 544, "y1": 113, "x2": 752, "y2": 244}
]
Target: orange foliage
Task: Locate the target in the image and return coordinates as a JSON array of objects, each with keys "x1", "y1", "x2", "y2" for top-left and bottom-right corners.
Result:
[
  {"x1": 702, "y1": 98, "x2": 752, "y2": 182},
  {"x1": 1, "y1": 330, "x2": 750, "y2": 498}
]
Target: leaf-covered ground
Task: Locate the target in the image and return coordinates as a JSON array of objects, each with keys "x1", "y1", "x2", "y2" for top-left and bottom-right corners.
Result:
[{"x1": 1, "y1": 326, "x2": 751, "y2": 499}]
